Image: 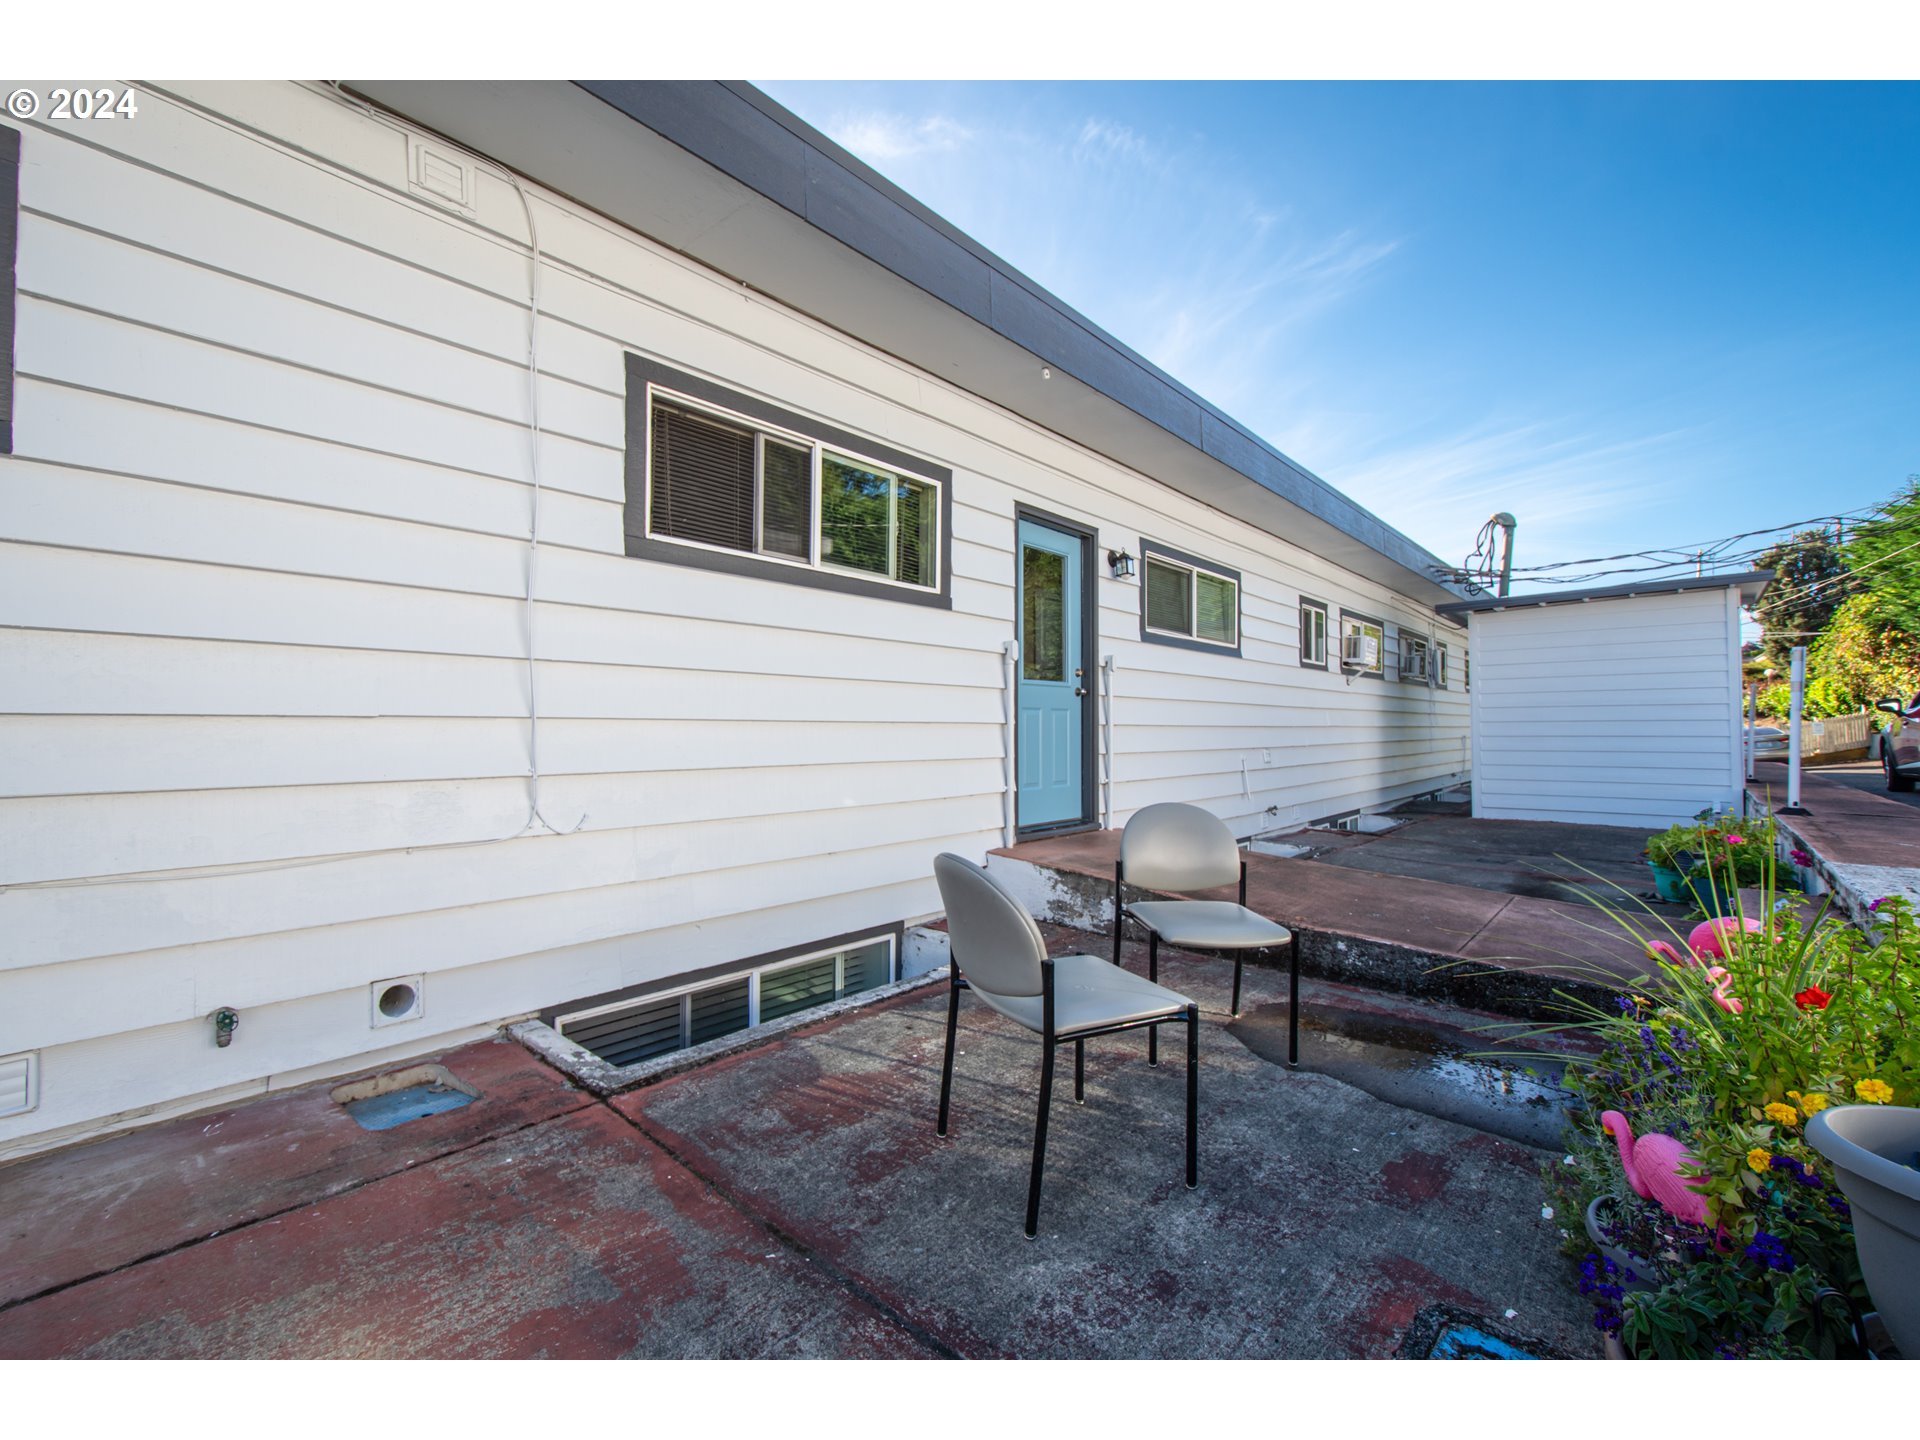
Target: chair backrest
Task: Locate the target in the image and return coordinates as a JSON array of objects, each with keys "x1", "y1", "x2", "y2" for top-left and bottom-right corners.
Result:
[
  {"x1": 932, "y1": 853, "x2": 1046, "y2": 998},
  {"x1": 1121, "y1": 802, "x2": 1240, "y2": 893}
]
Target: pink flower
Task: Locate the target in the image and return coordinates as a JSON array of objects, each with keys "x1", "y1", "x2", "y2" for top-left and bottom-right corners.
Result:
[{"x1": 1724, "y1": 834, "x2": 1746, "y2": 846}]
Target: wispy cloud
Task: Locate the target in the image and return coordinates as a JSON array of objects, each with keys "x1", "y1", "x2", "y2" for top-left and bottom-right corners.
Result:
[
  {"x1": 1318, "y1": 418, "x2": 1705, "y2": 572},
  {"x1": 830, "y1": 112, "x2": 974, "y2": 162}
]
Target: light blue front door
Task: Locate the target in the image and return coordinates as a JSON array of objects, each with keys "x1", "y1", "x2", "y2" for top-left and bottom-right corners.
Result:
[{"x1": 1017, "y1": 518, "x2": 1086, "y2": 830}]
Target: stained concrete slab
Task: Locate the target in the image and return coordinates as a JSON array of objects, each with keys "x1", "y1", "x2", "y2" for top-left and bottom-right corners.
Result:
[
  {"x1": 0, "y1": 1036, "x2": 591, "y2": 1308},
  {"x1": 0, "y1": 1105, "x2": 938, "y2": 1359},
  {"x1": 612, "y1": 951, "x2": 1592, "y2": 1359},
  {"x1": 1755, "y1": 761, "x2": 1920, "y2": 868}
]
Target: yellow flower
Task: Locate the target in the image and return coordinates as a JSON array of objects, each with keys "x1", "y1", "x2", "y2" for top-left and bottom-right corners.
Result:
[
  {"x1": 1797, "y1": 1093, "x2": 1830, "y2": 1118},
  {"x1": 1746, "y1": 1148, "x2": 1772, "y2": 1173},
  {"x1": 1764, "y1": 1102, "x2": 1799, "y2": 1127},
  {"x1": 1855, "y1": 1078, "x2": 1895, "y2": 1105}
]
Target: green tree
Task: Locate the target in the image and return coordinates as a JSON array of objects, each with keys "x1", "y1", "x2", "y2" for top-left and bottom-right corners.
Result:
[
  {"x1": 1808, "y1": 591, "x2": 1920, "y2": 709},
  {"x1": 1752, "y1": 529, "x2": 1855, "y2": 667},
  {"x1": 1845, "y1": 478, "x2": 1920, "y2": 633}
]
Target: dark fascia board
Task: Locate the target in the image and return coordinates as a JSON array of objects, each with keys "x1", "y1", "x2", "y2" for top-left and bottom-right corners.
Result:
[
  {"x1": 578, "y1": 81, "x2": 1452, "y2": 592},
  {"x1": 349, "y1": 80, "x2": 1463, "y2": 605},
  {"x1": 1436, "y1": 570, "x2": 1775, "y2": 617}
]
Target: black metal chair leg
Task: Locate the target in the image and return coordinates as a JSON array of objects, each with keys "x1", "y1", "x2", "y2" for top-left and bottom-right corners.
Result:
[
  {"x1": 1027, "y1": 964, "x2": 1058, "y2": 1239},
  {"x1": 1185, "y1": 1004, "x2": 1199, "y2": 1188},
  {"x1": 1147, "y1": 932, "x2": 1160, "y2": 1067},
  {"x1": 937, "y1": 966, "x2": 961, "y2": 1134},
  {"x1": 1231, "y1": 954, "x2": 1243, "y2": 1017},
  {"x1": 1287, "y1": 936, "x2": 1300, "y2": 1068},
  {"x1": 1075, "y1": 1038, "x2": 1085, "y2": 1103}
]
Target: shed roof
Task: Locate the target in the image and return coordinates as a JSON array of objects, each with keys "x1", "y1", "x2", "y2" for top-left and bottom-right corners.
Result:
[
  {"x1": 348, "y1": 80, "x2": 1467, "y2": 605},
  {"x1": 1434, "y1": 570, "x2": 1773, "y2": 617}
]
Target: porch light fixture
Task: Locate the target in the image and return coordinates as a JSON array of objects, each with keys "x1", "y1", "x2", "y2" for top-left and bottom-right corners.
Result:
[{"x1": 1108, "y1": 548, "x2": 1136, "y2": 581}]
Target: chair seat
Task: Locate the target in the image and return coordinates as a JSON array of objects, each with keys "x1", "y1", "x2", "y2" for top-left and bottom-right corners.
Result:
[
  {"x1": 1126, "y1": 900, "x2": 1292, "y2": 951},
  {"x1": 973, "y1": 954, "x2": 1192, "y2": 1039}
]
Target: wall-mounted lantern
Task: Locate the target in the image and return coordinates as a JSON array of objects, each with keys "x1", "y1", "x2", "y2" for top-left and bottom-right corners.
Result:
[{"x1": 1108, "y1": 548, "x2": 1136, "y2": 581}]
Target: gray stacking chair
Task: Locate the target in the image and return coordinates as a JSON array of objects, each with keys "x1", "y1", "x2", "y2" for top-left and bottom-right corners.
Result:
[
  {"x1": 932, "y1": 852, "x2": 1198, "y2": 1239},
  {"x1": 1111, "y1": 802, "x2": 1299, "y2": 1066}
]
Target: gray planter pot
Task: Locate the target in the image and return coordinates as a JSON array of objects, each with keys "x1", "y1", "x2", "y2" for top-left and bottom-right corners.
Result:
[
  {"x1": 1583, "y1": 1195, "x2": 1659, "y2": 1293},
  {"x1": 1806, "y1": 1104, "x2": 1920, "y2": 1357}
]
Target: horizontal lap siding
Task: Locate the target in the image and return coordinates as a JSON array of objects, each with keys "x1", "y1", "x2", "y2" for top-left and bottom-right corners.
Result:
[
  {"x1": 0, "y1": 80, "x2": 1467, "y2": 1151},
  {"x1": 1468, "y1": 589, "x2": 1740, "y2": 828}
]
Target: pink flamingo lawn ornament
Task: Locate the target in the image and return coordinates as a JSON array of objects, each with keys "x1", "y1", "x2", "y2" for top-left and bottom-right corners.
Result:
[{"x1": 1600, "y1": 1110, "x2": 1711, "y2": 1225}]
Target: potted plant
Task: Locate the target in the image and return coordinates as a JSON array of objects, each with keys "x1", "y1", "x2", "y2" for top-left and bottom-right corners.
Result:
[
  {"x1": 1642, "y1": 823, "x2": 1694, "y2": 903},
  {"x1": 1523, "y1": 851, "x2": 1919, "y2": 1356}
]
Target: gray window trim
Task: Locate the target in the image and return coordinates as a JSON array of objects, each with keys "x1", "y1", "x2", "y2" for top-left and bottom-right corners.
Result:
[
  {"x1": 0, "y1": 125, "x2": 18, "y2": 456},
  {"x1": 1137, "y1": 538, "x2": 1242, "y2": 657},
  {"x1": 623, "y1": 354, "x2": 953, "y2": 609},
  {"x1": 1298, "y1": 596, "x2": 1329, "y2": 670},
  {"x1": 538, "y1": 921, "x2": 905, "y2": 1028},
  {"x1": 1337, "y1": 608, "x2": 1386, "y2": 680}
]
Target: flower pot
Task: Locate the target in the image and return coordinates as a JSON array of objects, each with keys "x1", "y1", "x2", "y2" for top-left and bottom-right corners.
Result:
[
  {"x1": 1647, "y1": 861, "x2": 1688, "y2": 904},
  {"x1": 1806, "y1": 1104, "x2": 1920, "y2": 1358},
  {"x1": 1684, "y1": 876, "x2": 1741, "y2": 919},
  {"x1": 1583, "y1": 1195, "x2": 1659, "y2": 1293}
]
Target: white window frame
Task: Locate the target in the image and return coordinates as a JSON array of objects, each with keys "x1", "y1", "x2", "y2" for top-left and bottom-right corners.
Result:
[
  {"x1": 1339, "y1": 613, "x2": 1386, "y2": 676},
  {"x1": 1143, "y1": 551, "x2": 1240, "y2": 649},
  {"x1": 1299, "y1": 598, "x2": 1329, "y2": 668},
  {"x1": 644, "y1": 384, "x2": 943, "y2": 596},
  {"x1": 556, "y1": 931, "x2": 898, "y2": 1058},
  {"x1": 1400, "y1": 633, "x2": 1431, "y2": 683},
  {"x1": 1433, "y1": 642, "x2": 1450, "y2": 689}
]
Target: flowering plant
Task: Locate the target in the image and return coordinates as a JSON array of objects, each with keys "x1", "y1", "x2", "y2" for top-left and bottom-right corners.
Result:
[{"x1": 1526, "y1": 844, "x2": 1919, "y2": 1356}]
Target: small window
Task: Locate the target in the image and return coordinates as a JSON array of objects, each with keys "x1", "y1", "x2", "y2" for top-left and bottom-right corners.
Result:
[
  {"x1": 554, "y1": 933, "x2": 897, "y2": 1069},
  {"x1": 626, "y1": 356, "x2": 951, "y2": 608},
  {"x1": 1299, "y1": 599, "x2": 1328, "y2": 669},
  {"x1": 1339, "y1": 612, "x2": 1385, "y2": 677},
  {"x1": 1433, "y1": 642, "x2": 1449, "y2": 689},
  {"x1": 1400, "y1": 634, "x2": 1431, "y2": 683},
  {"x1": 1140, "y1": 542, "x2": 1240, "y2": 653}
]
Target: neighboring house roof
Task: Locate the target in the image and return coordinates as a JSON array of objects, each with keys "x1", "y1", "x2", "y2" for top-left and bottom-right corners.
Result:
[
  {"x1": 1435, "y1": 570, "x2": 1774, "y2": 616},
  {"x1": 349, "y1": 80, "x2": 1467, "y2": 606}
]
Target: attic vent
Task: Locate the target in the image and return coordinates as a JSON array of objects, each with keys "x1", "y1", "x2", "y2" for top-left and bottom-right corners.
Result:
[
  {"x1": 407, "y1": 135, "x2": 476, "y2": 213},
  {"x1": 555, "y1": 935, "x2": 895, "y2": 1070},
  {"x1": 0, "y1": 1051, "x2": 39, "y2": 1118}
]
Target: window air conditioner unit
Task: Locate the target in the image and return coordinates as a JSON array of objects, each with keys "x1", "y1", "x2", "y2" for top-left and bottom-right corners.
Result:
[
  {"x1": 1401, "y1": 650, "x2": 1428, "y2": 682},
  {"x1": 1342, "y1": 633, "x2": 1378, "y2": 668}
]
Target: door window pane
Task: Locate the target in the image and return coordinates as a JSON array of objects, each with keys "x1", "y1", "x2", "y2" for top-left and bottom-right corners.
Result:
[{"x1": 1023, "y1": 545, "x2": 1066, "y2": 681}]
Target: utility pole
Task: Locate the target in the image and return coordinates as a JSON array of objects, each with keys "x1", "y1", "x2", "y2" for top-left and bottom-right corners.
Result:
[{"x1": 1492, "y1": 513, "x2": 1516, "y2": 597}]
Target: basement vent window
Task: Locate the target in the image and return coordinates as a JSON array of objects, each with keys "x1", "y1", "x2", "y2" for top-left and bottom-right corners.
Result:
[
  {"x1": 555, "y1": 935, "x2": 897, "y2": 1069},
  {"x1": 0, "y1": 1051, "x2": 38, "y2": 1118}
]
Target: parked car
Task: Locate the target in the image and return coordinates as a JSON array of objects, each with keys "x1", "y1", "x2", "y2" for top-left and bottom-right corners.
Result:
[
  {"x1": 1875, "y1": 695, "x2": 1920, "y2": 792},
  {"x1": 1746, "y1": 725, "x2": 1789, "y2": 762}
]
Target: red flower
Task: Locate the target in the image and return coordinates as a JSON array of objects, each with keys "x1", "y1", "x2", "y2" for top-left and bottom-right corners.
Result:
[{"x1": 1794, "y1": 986, "x2": 1832, "y2": 1011}]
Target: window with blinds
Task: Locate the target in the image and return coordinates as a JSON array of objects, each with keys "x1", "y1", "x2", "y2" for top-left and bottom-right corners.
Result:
[
  {"x1": 643, "y1": 384, "x2": 940, "y2": 593},
  {"x1": 555, "y1": 934, "x2": 897, "y2": 1070},
  {"x1": 1142, "y1": 546, "x2": 1239, "y2": 651},
  {"x1": 1299, "y1": 598, "x2": 1329, "y2": 668}
]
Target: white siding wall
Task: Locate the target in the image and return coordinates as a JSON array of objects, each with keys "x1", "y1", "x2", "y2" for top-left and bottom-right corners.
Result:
[
  {"x1": 0, "y1": 81, "x2": 1468, "y2": 1155},
  {"x1": 1466, "y1": 587, "x2": 1745, "y2": 828}
]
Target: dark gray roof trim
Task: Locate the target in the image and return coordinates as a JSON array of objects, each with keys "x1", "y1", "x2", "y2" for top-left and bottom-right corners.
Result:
[
  {"x1": 576, "y1": 81, "x2": 1459, "y2": 598},
  {"x1": 1436, "y1": 570, "x2": 1774, "y2": 616}
]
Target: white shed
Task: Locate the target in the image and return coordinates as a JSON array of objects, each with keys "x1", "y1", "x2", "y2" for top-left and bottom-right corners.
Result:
[{"x1": 1437, "y1": 572, "x2": 1772, "y2": 829}]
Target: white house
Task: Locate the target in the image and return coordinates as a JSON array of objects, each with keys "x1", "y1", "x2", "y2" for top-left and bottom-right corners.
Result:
[
  {"x1": 1437, "y1": 572, "x2": 1771, "y2": 829},
  {"x1": 0, "y1": 81, "x2": 1471, "y2": 1156}
]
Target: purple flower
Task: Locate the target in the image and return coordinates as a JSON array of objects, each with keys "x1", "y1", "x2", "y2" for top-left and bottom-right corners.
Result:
[
  {"x1": 1869, "y1": 896, "x2": 1894, "y2": 912},
  {"x1": 1790, "y1": 848, "x2": 1815, "y2": 867}
]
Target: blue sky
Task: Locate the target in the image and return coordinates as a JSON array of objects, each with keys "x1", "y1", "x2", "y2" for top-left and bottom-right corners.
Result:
[{"x1": 758, "y1": 81, "x2": 1919, "y2": 594}]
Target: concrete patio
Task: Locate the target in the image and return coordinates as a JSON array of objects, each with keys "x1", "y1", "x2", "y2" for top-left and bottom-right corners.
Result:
[{"x1": 0, "y1": 935, "x2": 1591, "y2": 1360}]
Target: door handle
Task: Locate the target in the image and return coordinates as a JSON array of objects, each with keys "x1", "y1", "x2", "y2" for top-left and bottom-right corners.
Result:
[{"x1": 1074, "y1": 687, "x2": 1087, "y2": 697}]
